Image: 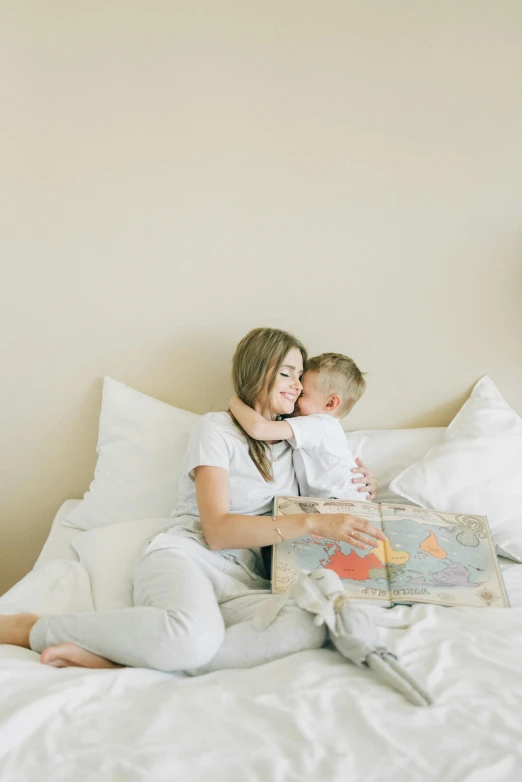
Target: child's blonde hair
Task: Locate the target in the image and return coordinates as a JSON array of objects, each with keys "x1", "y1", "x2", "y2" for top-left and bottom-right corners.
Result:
[{"x1": 305, "y1": 353, "x2": 366, "y2": 417}]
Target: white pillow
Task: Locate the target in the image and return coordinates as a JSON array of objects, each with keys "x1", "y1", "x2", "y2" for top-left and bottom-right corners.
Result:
[
  {"x1": 35, "y1": 500, "x2": 82, "y2": 567},
  {"x1": 345, "y1": 427, "x2": 445, "y2": 504},
  {"x1": 71, "y1": 518, "x2": 168, "y2": 610},
  {"x1": 0, "y1": 560, "x2": 95, "y2": 616},
  {"x1": 64, "y1": 377, "x2": 199, "y2": 530},
  {"x1": 390, "y1": 376, "x2": 522, "y2": 562}
]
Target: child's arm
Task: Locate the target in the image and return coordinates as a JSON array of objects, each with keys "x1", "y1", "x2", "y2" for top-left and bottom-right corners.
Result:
[{"x1": 229, "y1": 395, "x2": 294, "y2": 441}]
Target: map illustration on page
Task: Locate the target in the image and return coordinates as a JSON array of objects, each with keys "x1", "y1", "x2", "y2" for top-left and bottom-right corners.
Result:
[{"x1": 271, "y1": 496, "x2": 509, "y2": 608}]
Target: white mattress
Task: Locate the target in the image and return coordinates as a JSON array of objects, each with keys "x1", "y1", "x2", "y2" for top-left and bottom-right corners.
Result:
[{"x1": 2, "y1": 502, "x2": 522, "y2": 781}]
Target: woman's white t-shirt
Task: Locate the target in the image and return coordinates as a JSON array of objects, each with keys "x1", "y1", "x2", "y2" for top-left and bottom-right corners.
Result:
[{"x1": 170, "y1": 412, "x2": 298, "y2": 543}]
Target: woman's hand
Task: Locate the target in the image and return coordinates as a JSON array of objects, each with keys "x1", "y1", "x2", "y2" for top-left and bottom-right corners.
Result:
[
  {"x1": 352, "y1": 458, "x2": 377, "y2": 501},
  {"x1": 307, "y1": 513, "x2": 386, "y2": 551}
]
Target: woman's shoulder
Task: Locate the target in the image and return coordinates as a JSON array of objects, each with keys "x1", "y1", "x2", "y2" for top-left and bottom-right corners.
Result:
[
  {"x1": 198, "y1": 410, "x2": 234, "y2": 427},
  {"x1": 191, "y1": 411, "x2": 243, "y2": 439}
]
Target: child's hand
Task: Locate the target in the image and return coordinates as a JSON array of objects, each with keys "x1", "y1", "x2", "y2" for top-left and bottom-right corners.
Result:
[{"x1": 352, "y1": 458, "x2": 377, "y2": 501}]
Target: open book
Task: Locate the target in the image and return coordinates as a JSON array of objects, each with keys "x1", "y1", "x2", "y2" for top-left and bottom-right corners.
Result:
[{"x1": 271, "y1": 496, "x2": 509, "y2": 608}]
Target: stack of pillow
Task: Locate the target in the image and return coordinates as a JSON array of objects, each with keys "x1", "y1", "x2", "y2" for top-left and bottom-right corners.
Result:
[{"x1": 63, "y1": 375, "x2": 522, "y2": 610}]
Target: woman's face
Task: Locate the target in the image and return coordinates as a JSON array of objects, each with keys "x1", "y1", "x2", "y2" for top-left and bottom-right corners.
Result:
[{"x1": 255, "y1": 347, "x2": 304, "y2": 419}]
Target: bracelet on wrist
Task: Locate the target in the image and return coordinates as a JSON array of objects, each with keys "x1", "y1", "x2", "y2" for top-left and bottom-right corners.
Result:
[{"x1": 272, "y1": 516, "x2": 284, "y2": 542}]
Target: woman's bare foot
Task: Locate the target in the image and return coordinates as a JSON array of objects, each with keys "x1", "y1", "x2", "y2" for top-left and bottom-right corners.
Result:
[
  {"x1": 0, "y1": 613, "x2": 39, "y2": 648},
  {"x1": 40, "y1": 642, "x2": 122, "y2": 669}
]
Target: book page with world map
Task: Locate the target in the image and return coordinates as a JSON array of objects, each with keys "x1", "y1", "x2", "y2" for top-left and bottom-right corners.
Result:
[{"x1": 271, "y1": 496, "x2": 509, "y2": 608}]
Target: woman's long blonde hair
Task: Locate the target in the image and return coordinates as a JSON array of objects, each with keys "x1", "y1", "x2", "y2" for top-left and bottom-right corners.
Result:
[{"x1": 231, "y1": 327, "x2": 307, "y2": 482}]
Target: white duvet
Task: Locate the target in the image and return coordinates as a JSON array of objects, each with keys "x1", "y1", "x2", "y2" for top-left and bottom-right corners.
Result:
[{"x1": 1, "y1": 558, "x2": 522, "y2": 781}]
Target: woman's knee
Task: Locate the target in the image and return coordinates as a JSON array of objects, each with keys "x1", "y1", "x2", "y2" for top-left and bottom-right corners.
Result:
[
  {"x1": 142, "y1": 607, "x2": 226, "y2": 672},
  {"x1": 278, "y1": 603, "x2": 327, "y2": 653}
]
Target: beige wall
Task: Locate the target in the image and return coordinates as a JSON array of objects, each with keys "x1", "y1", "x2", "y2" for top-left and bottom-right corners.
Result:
[{"x1": 1, "y1": 1, "x2": 522, "y2": 595}]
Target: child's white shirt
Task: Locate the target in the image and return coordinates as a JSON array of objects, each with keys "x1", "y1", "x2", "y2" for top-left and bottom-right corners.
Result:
[{"x1": 285, "y1": 414, "x2": 366, "y2": 501}]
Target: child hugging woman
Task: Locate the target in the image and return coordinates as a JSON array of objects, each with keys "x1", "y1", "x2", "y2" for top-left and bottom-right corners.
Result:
[{"x1": 0, "y1": 327, "x2": 383, "y2": 673}]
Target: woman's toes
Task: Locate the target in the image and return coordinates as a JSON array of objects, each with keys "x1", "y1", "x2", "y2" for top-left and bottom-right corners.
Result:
[{"x1": 40, "y1": 643, "x2": 76, "y2": 666}]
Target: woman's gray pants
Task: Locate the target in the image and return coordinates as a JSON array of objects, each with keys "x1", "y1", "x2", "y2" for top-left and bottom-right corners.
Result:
[{"x1": 30, "y1": 535, "x2": 326, "y2": 672}]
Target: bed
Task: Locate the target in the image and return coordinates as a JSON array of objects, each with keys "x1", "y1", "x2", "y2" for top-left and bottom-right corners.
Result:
[{"x1": 2, "y1": 376, "x2": 522, "y2": 781}]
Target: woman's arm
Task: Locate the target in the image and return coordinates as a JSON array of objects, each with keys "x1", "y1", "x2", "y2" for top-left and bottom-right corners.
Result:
[
  {"x1": 195, "y1": 466, "x2": 386, "y2": 551},
  {"x1": 230, "y1": 395, "x2": 294, "y2": 441}
]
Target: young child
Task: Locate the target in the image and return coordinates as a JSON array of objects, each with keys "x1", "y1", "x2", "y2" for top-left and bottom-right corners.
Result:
[{"x1": 230, "y1": 353, "x2": 368, "y2": 502}]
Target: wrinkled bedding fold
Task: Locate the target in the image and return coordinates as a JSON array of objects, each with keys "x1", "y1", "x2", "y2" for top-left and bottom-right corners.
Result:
[{"x1": 1, "y1": 557, "x2": 522, "y2": 780}]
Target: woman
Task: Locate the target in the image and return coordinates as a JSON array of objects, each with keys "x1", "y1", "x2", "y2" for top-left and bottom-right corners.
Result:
[{"x1": 0, "y1": 328, "x2": 383, "y2": 672}]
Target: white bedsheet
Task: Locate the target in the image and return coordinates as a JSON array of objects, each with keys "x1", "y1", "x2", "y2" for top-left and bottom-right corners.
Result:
[{"x1": 2, "y1": 509, "x2": 522, "y2": 780}]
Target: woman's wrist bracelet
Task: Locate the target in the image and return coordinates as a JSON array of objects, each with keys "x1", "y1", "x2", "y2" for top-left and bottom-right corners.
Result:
[{"x1": 272, "y1": 516, "x2": 284, "y2": 542}]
